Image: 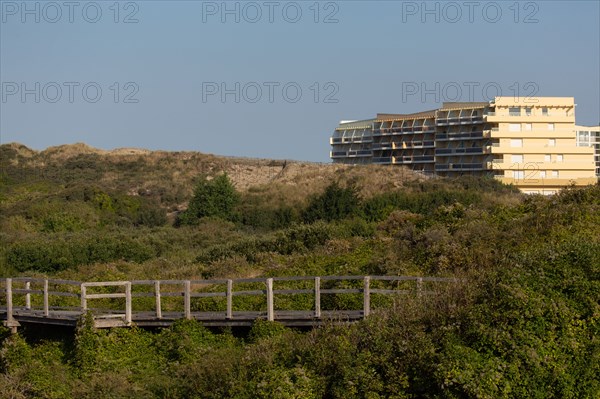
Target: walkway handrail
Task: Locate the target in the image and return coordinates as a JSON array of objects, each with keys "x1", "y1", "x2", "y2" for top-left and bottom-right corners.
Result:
[{"x1": 1, "y1": 276, "x2": 461, "y2": 331}]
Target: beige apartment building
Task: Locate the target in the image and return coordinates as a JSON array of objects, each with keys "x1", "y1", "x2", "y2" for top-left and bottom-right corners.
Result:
[
  {"x1": 576, "y1": 125, "x2": 600, "y2": 177},
  {"x1": 330, "y1": 97, "x2": 598, "y2": 194}
]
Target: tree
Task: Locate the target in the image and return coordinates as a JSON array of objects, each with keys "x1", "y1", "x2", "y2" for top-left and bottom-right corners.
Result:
[{"x1": 178, "y1": 174, "x2": 239, "y2": 225}]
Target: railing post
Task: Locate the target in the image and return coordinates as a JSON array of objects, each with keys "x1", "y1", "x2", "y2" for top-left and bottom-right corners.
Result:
[
  {"x1": 266, "y1": 278, "x2": 274, "y2": 322},
  {"x1": 6, "y1": 278, "x2": 13, "y2": 322},
  {"x1": 314, "y1": 277, "x2": 321, "y2": 318},
  {"x1": 43, "y1": 279, "x2": 49, "y2": 317},
  {"x1": 154, "y1": 281, "x2": 162, "y2": 319},
  {"x1": 125, "y1": 282, "x2": 132, "y2": 325},
  {"x1": 416, "y1": 277, "x2": 423, "y2": 298},
  {"x1": 25, "y1": 281, "x2": 31, "y2": 310},
  {"x1": 80, "y1": 283, "x2": 87, "y2": 312},
  {"x1": 363, "y1": 276, "x2": 371, "y2": 318},
  {"x1": 226, "y1": 279, "x2": 233, "y2": 319},
  {"x1": 184, "y1": 280, "x2": 191, "y2": 320}
]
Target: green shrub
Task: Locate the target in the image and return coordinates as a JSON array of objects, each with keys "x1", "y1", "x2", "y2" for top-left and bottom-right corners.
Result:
[
  {"x1": 178, "y1": 174, "x2": 239, "y2": 225},
  {"x1": 303, "y1": 182, "x2": 360, "y2": 223}
]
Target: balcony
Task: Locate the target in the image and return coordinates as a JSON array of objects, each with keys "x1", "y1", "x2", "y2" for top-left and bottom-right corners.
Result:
[
  {"x1": 331, "y1": 136, "x2": 372, "y2": 145},
  {"x1": 435, "y1": 147, "x2": 491, "y2": 156},
  {"x1": 435, "y1": 163, "x2": 485, "y2": 171},
  {"x1": 372, "y1": 142, "x2": 395, "y2": 151},
  {"x1": 435, "y1": 131, "x2": 487, "y2": 141},
  {"x1": 330, "y1": 151, "x2": 348, "y2": 158},
  {"x1": 373, "y1": 157, "x2": 392, "y2": 164},
  {"x1": 348, "y1": 150, "x2": 373, "y2": 157},
  {"x1": 412, "y1": 155, "x2": 435, "y2": 163}
]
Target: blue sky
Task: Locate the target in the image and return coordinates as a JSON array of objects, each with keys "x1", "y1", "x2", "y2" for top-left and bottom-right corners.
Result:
[{"x1": 1, "y1": 0, "x2": 599, "y2": 162}]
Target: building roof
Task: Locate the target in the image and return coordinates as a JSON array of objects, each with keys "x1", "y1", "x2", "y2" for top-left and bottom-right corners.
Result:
[
  {"x1": 375, "y1": 110, "x2": 437, "y2": 121},
  {"x1": 440, "y1": 102, "x2": 489, "y2": 110}
]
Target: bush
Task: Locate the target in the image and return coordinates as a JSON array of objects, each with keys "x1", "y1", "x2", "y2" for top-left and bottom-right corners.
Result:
[
  {"x1": 303, "y1": 182, "x2": 360, "y2": 223},
  {"x1": 178, "y1": 174, "x2": 239, "y2": 225},
  {"x1": 6, "y1": 233, "x2": 156, "y2": 272}
]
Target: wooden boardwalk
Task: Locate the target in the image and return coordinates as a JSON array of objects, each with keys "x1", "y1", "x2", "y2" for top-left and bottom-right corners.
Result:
[{"x1": 1, "y1": 276, "x2": 458, "y2": 332}]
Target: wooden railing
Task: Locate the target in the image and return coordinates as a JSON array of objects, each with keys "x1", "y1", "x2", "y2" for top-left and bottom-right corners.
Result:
[{"x1": 1, "y1": 276, "x2": 459, "y2": 331}]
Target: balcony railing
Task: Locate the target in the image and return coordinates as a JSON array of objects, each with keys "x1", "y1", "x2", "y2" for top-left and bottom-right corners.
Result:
[
  {"x1": 331, "y1": 151, "x2": 348, "y2": 158},
  {"x1": 348, "y1": 150, "x2": 373, "y2": 157},
  {"x1": 373, "y1": 157, "x2": 392, "y2": 164},
  {"x1": 435, "y1": 163, "x2": 485, "y2": 171},
  {"x1": 435, "y1": 147, "x2": 491, "y2": 156},
  {"x1": 435, "y1": 131, "x2": 486, "y2": 140}
]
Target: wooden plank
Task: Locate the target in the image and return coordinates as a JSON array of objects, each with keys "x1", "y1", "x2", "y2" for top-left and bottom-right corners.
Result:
[
  {"x1": 320, "y1": 289, "x2": 362, "y2": 294},
  {"x1": 6, "y1": 279, "x2": 13, "y2": 323},
  {"x1": 158, "y1": 292, "x2": 185, "y2": 298},
  {"x1": 266, "y1": 278, "x2": 274, "y2": 322},
  {"x1": 43, "y1": 279, "x2": 49, "y2": 317},
  {"x1": 12, "y1": 289, "x2": 44, "y2": 295},
  {"x1": 190, "y1": 292, "x2": 227, "y2": 298},
  {"x1": 155, "y1": 281, "x2": 162, "y2": 319},
  {"x1": 314, "y1": 277, "x2": 321, "y2": 318},
  {"x1": 272, "y1": 276, "x2": 315, "y2": 282},
  {"x1": 273, "y1": 289, "x2": 312, "y2": 295},
  {"x1": 363, "y1": 276, "x2": 370, "y2": 318},
  {"x1": 85, "y1": 293, "x2": 126, "y2": 299},
  {"x1": 125, "y1": 282, "x2": 132, "y2": 325},
  {"x1": 25, "y1": 282, "x2": 31, "y2": 310},
  {"x1": 82, "y1": 281, "x2": 130, "y2": 287},
  {"x1": 184, "y1": 281, "x2": 191, "y2": 320},
  {"x1": 370, "y1": 289, "x2": 411, "y2": 295},
  {"x1": 80, "y1": 284, "x2": 87, "y2": 311},
  {"x1": 226, "y1": 280, "x2": 233, "y2": 320},
  {"x1": 320, "y1": 276, "x2": 364, "y2": 281},
  {"x1": 131, "y1": 292, "x2": 157, "y2": 298}
]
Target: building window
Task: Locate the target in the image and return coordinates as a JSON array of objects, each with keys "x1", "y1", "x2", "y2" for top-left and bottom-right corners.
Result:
[
  {"x1": 557, "y1": 154, "x2": 563, "y2": 162},
  {"x1": 525, "y1": 123, "x2": 532, "y2": 131},
  {"x1": 540, "y1": 171, "x2": 546, "y2": 178},
  {"x1": 514, "y1": 170, "x2": 524, "y2": 179},
  {"x1": 510, "y1": 139, "x2": 523, "y2": 147},
  {"x1": 548, "y1": 123, "x2": 555, "y2": 131},
  {"x1": 511, "y1": 154, "x2": 524, "y2": 163},
  {"x1": 525, "y1": 107, "x2": 532, "y2": 116},
  {"x1": 509, "y1": 123, "x2": 521, "y2": 132},
  {"x1": 509, "y1": 107, "x2": 521, "y2": 116},
  {"x1": 544, "y1": 154, "x2": 551, "y2": 162},
  {"x1": 542, "y1": 107, "x2": 549, "y2": 116},
  {"x1": 552, "y1": 170, "x2": 559, "y2": 178},
  {"x1": 577, "y1": 131, "x2": 590, "y2": 146},
  {"x1": 548, "y1": 139, "x2": 556, "y2": 147}
]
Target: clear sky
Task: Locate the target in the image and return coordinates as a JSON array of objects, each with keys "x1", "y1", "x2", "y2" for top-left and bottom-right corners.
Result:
[{"x1": 1, "y1": 0, "x2": 599, "y2": 162}]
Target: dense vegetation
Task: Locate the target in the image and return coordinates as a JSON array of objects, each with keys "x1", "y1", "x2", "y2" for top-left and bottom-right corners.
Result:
[{"x1": 1, "y1": 143, "x2": 599, "y2": 398}]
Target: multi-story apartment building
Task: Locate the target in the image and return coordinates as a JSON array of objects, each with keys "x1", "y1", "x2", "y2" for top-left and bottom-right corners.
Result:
[
  {"x1": 576, "y1": 125, "x2": 600, "y2": 177},
  {"x1": 330, "y1": 97, "x2": 598, "y2": 194}
]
